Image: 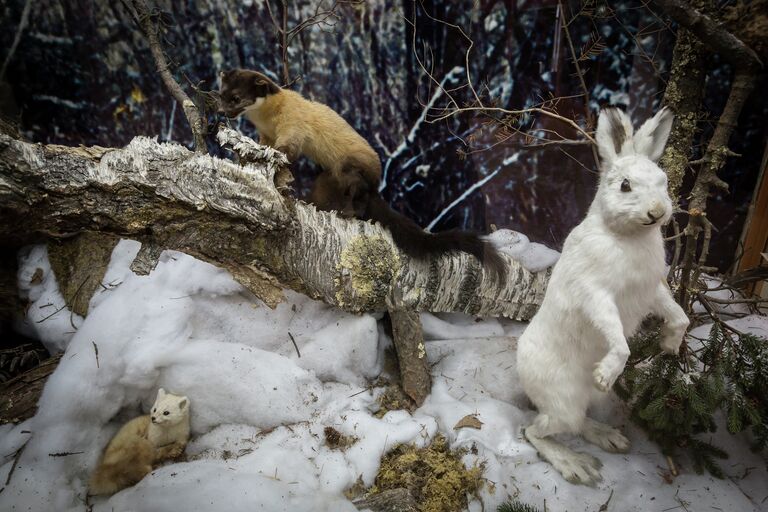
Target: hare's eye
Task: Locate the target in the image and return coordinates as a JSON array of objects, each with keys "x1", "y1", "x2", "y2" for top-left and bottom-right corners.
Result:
[
  {"x1": 163, "y1": 411, "x2": 170, "y2": 416},
  {"x1": 620, "y1": 179, "x2": 631, "y2": 192}
]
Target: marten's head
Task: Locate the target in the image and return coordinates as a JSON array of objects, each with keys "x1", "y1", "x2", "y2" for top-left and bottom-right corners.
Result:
[{"x1": 218, "y1": 69, "x2": 281, "y2": 118}]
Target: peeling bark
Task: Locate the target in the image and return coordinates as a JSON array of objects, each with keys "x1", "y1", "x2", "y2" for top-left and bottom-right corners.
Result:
[
  {"x1": 388, "y1": 309, "x2": 430, "y2": 406},
  {"x1": 0, "y1": 129, "x2": 548, "y2": 318},
  {"x1": 47, "y1": 233, "x2": 118, "y2": 316},
  {"x1": 660, "y1": 26, "x2": 706, "y2": 197}
]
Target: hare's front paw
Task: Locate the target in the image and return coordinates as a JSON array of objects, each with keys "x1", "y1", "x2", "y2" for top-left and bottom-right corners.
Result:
[
  {"x1": 660, "y1": 334, "x2": 683, "y2": 355},
  {"x1": 593, "y1": 360, "x2": 622, "y2": 392}
]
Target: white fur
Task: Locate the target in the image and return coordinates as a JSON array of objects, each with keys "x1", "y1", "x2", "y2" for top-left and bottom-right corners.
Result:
[
  {"x1": 516, "y1": 107, "x2": 689, "y2": 485},
  {"x1": 148, "y1": 388, "x2": 190, "y2": 450}
]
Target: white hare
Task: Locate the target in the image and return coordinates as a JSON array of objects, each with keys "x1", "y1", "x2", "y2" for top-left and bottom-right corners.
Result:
[{"x1": 516, "y1": 107, "x2": 689, "y2": 485}]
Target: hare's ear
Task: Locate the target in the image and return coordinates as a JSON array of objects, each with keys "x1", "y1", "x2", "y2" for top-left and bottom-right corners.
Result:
[
  {"x1": 633, "y1": 107, "x2": 674, "y2": 162},
  {"x1": 596, "y1": 108, "x2": 633, "y2": 168}
]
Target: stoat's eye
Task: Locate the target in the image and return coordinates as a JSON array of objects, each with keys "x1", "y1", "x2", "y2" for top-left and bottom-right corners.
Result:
[
  {"x1": 163, "y1": 411, "x2": 170, "y2": 416},
  {"x1": 620, "y1": 179, "x2": 631, "y2": 192}
]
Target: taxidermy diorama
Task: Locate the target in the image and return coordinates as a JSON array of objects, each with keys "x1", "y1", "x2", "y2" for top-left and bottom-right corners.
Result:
[{"x1": 0, "y1": 1, "x2": 766, "y2": 512}]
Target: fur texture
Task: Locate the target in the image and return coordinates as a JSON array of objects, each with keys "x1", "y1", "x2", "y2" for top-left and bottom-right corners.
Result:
[
  {"x1": 218, "y1": 69, "x2": 506, "y2": 279},
  {"x1": 309, "y1": 170, "x2": 506, "y2": 279},
  {"x1": 89, "y1": 389, "x2": 190, "y2": 495},
  {"x1": 218, "y1": 69, "x2": 380, "y2": 187},
  {"x1": 516, "y1": 107, "x2": 689, "y2": 485}
]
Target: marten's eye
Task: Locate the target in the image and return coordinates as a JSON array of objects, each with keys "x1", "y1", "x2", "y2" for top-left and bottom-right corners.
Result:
[
  {"x1": 163, "y1": 411, "x2": 170, "y2": 416},
  {"x1": 620, "y1": 179, "x2": 631, "y2": 192},
  {"x1": 232, "y1": 94, "x2": 241, "y2": 103}
]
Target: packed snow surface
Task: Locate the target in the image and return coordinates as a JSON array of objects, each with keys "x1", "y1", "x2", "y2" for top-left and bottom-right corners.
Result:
[{"x1": 1, "y1": 241, "x2": 766, "y2": 511}]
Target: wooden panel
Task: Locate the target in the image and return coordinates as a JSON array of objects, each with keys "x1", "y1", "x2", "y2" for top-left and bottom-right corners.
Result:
[{"x1": 737, "y1": 140, "x2": 768, "y2": 299}]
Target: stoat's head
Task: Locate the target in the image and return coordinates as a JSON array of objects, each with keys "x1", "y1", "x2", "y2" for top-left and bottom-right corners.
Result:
[
  {"x1": 218, "y1": 69, "x2": 281, "y2": 118},
  {"x1": 150, "y1": 388, "x2": 189, "y2": 426}
]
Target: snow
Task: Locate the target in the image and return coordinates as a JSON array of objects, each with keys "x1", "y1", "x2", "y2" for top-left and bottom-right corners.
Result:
[
  {"x1": 15, "y1": 245, "x2": 83, "y2": 353},
  {"x1": 1, "y1": 241, "x2": 766, "y2": 511},
  {"x1": 486, "y1": 229, "x2": 560, "y2": 272}
]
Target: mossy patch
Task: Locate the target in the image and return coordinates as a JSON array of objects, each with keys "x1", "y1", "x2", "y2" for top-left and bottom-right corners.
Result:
[
  {"x1": 374, "y1": 384, "x2": 415, "y2": 418},
  {"x1": 335, "y1": 235, "x2": 399, "y2": 310},
  {"x1": 324, "y1": 426, "x2": 358, "y2": 450},
  {"x1": 367, "y1": 434, "x2": 484, "y2": 512}
]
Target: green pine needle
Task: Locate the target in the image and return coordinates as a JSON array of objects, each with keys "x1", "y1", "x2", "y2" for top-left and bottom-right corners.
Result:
[{"x1": 497, "y1": 501, "x2": 542, "y2": 512}]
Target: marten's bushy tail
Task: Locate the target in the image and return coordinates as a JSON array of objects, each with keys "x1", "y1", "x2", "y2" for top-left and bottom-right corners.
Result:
[{"x1": 365, "y1": 194, "x2": 507, "y2": 280}]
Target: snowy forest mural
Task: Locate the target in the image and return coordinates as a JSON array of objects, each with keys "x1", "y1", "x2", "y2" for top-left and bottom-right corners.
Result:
[{"x1": 2, "y1": 0, "x2": 765, "y2": 269}]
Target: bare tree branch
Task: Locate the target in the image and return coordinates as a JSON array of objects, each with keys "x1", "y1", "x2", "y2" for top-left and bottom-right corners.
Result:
[
  {"x1": 655, "y1": 0, "x2": 763, "y2": 310},
  {"x1": 121, "y1": 0, "x2": 207, "y2": 153},
  {"x1": 0, "y1": 0, "x2": 34, "y2": 83}
]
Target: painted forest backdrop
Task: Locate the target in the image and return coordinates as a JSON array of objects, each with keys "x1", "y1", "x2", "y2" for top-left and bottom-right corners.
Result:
[{"x1": 1, "y1": 0, "x2": 765, "y2": 270}]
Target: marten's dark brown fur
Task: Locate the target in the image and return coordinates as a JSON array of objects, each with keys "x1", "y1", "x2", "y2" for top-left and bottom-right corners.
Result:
[{"x1": 219, "y1": 69, "x2": 506, "y2": 279}]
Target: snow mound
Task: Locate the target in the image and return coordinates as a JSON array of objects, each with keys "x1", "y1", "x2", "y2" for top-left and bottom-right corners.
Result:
[
  {"x1": 1, "y1": 240, "x2": 766, "y2": 512},
  {"x1": 485, "y1": 229, "x2": 560, "y2": 272}
]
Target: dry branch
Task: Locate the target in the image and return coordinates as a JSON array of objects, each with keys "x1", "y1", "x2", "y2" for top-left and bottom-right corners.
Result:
[
  {"x1": 0, "y1": 129, "x2": 548, "y2": 319},
  {"x1": 388, "y1": 309, "x2": 430, "y2": 405},
  {"x1": 121, "y1": 0, "x2": 207, "y2": 153},
  {"x1": 656, "y1": 0, "x2": 763, "y2": 308}
]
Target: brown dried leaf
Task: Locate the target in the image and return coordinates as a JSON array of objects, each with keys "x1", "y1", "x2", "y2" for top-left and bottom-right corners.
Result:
[{"x1": 453, "y1": 414, "x2": 483, "y2": 430}]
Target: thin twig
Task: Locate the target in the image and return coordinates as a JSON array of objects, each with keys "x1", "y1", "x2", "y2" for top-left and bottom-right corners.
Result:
[
  {"x1": 121, "y1": 0, "x2": 206, "y2": 152},
  {"x1": 558, "y1": 0, "x2": 600, "y2": 167},
  {"x1": 0, "y1": 0, "x2": 34, "y2": 82},
  {"x1": 287, "y1": 331, "x2": 301, "y2": 358},
  {"x1": 4, "y1": 438, "x2": 30, "y2": 486},
  {"x1": 92, "y1": 341, "x2": 100, "y2": 369}
]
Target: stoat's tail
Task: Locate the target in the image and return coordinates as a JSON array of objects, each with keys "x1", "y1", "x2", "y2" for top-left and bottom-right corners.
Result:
[
  {"x1": 365, "y1": 194, "x2": 507, "y2": 281},
  {"x1": 89, "y1": 441, "x2": 154, "y2": 496}
]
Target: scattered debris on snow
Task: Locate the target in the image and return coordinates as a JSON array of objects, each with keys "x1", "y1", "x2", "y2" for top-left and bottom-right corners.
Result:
[{"x1": 1, "y1": 240, "x2": 766, "y2": 511}]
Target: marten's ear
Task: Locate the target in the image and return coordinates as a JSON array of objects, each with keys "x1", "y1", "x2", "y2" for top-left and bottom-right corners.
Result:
[{"x1": 253, "y1": 74, "x2": 280, "y2": 95}]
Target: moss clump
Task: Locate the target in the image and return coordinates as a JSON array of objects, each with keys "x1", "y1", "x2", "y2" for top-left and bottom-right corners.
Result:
[
  {"x1": 374, "y1": 384, "x2": 415, "y2": 418},
  {"x1": 336, "y1": 235, "x2": 399, "y2": 310},
  {"x1": 368, "y1": 434, "x2": 484, "y2": 512},
  {"x1": 324, "y1": 426, "x2": 358, "y2": 450}
]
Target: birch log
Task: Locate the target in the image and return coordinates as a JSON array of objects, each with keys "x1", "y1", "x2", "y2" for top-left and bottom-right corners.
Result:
[{"x1": 0, "y1": 129, "x2": 548, "y2": 319}]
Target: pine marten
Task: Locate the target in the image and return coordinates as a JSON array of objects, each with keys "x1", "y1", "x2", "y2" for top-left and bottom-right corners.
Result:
[{"x1": 218, "y1": 69, "x2": 506, "y2": 279}]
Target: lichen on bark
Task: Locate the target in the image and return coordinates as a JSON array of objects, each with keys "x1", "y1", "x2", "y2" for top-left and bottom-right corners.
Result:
[
  {"x1": 336, "y1": 235, "x2": 400, "y2": 311},
  {"x1": 660, "y1": 27, "x2": 706, "y2": 198}
]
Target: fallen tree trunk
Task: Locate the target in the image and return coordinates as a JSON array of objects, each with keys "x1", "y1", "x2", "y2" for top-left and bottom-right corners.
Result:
[{"x1": 0, "y1": 128, "x2": 548, "y2": 319}]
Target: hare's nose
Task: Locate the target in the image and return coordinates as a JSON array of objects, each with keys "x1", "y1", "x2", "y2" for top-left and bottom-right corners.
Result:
[{"x1": 648, "y1": 202, "x2": 666, "y2": 220}]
